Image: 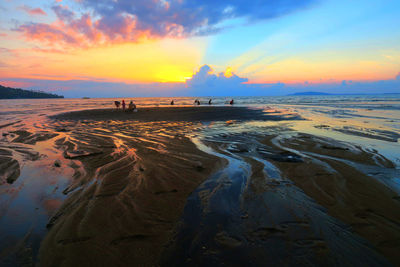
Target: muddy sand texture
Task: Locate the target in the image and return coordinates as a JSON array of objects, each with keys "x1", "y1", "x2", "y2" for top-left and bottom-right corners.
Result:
[
  {"x1": 39, "y1": 117, "x2": 225, "y2": 266},
  {"x1": 261, "y1": 133, "x2": 400, "y2": 264},
  {"x1": 6, "y1": 107, "x2": 396, "y2": 266},
  {"x1": 162, "y1": 129, "x2": 399, "y2": 266},
  {"x1": 39, "y1": 107, "x2": 301, "y2": 266},
  {"x1": 51, "y1": 106, "x2": 301, "y2": 122}
]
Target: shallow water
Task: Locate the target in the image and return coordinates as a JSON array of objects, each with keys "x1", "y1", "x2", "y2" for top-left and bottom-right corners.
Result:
[
  {"x1": 163, "y1": 135, "x2": 390, "y2": 266},
  {"x1": 0, "y1": 95, "x2": 399, "y2": 265}
]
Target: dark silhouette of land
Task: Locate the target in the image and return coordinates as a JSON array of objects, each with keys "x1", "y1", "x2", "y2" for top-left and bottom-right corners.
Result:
[{"x1": 0, "y1": 84, "x2": 64, "y2": 99}]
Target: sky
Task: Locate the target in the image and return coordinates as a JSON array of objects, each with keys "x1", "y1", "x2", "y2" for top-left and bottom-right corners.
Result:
[{"x1": 0, "y1": 0, "x2": 399, "y2": 97}]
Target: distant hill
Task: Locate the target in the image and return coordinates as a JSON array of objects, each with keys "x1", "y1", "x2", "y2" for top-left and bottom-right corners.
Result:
[
  {"x1": 0, "y1": 84, "x2": 64, "y2": 99},
  {"x1": 288, "y1": 91, "x2": 333, "y2": 96}
]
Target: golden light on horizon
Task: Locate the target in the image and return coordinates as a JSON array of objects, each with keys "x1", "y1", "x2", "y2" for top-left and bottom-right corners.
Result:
[
  {"x1": 2, "y1": 38, "x2": 207, "y2": 83},
  {"x1": 224, "y1": 67, "x2": 233, "y2": 78}
]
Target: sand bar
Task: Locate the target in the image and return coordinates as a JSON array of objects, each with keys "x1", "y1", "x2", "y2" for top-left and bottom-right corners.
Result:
[{"x1": 51, "y1": 106, "x2": 302, "y2": 122}]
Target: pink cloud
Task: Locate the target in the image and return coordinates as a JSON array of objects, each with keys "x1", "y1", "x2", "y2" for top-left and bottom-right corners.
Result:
[
  {"x1": 0, "y1": 80, "x2": 35, "y2": 88},
  {"x1": 31, "y1": 47, "x2": 68, "y2": 54},
  {"x1": 0, "y1": 48, "x2": 11, "y2": 53},
  {"x1": 14, "y1": 1, "x2": 315, "y2": 49},
  {"x1": 19, "y1": 5, "x2": 47, "y2": 16},
  {"x1": 17, "y1": 23, "x2": 78, "y2": 45},
  {"x1": 16, "y1": 12, "x2": 155, "y2": 48}
]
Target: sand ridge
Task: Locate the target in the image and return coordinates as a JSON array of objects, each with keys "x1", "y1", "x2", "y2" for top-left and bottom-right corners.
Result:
[{"x1": 51, "y1": 106, "x2": 302, "y2": 122}]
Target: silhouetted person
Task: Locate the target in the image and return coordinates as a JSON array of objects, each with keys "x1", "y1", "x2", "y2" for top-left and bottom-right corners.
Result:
[
  {"x1": 230, "y1": 99, "x2": 234, "y2": 105},
  {"x1": 128, "y1": 101, "x2": 136, "y2": 112},
  {"x1": 194, "y1": 99, "x2": 200, "y2": 105},
  {"x1": 122, "y1": 100, "x2": 126, "y2": 111},
  {"x1": 114, "y1": 101, "x2": 120, "y2": 109},
  {"x1": 209, "y1": 99, "x2": 212, "y2": 105},
  {"x1": 170, "y1": 100, "x2": 174, "y2": 105}
]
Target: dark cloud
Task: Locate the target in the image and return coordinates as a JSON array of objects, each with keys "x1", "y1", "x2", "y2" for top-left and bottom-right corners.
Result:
[
  {"x1": 52, "y1": 5, "x2": 74, "y2": 22},
  {"x1": 15, "y1": 0, "x2": 316, "y2": 47}
]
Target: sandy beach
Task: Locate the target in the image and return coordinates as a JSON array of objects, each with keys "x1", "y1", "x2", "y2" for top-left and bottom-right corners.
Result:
[{"x1": 0, "y1": 105, "x2": 399, "y2": 266}]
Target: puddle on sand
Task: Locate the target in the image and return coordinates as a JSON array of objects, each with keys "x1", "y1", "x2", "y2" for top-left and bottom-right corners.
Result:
[
  {"x1": 0, "y1": 161, "x2": 71, "y2": 266},
  {"x1": 0, "y1": 121, "x2": 74, "y2": 266}
]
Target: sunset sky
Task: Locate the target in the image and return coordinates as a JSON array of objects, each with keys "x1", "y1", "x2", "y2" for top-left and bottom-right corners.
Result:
[{"x1": 0, "y1": 0, "x2": 399, "y2": 97}]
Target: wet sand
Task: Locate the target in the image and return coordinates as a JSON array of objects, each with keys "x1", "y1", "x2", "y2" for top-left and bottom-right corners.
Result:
[
  {"x1": 50, "y1": 106, "x2": 302, "y2": 122},
  {"x1": 0, "y1": 106, "x2": 399, "y2": 266}
]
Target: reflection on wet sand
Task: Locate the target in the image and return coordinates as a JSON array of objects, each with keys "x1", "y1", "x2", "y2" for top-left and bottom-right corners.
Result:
[
  {"x1": 0, "y1": 104, "x2": 399, "y2": 266},
  {"x1": 163, "y1": 124, "x2": 398, "y2": 266}
]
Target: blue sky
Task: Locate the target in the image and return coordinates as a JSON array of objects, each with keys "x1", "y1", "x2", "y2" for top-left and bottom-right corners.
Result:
[{"x1": 0, "y1": 0, "x2": 399, "y2": 97}]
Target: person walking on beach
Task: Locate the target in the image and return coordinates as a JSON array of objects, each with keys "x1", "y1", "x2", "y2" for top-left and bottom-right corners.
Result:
[
  {"x1": 114, "y1": 101, "x2": 121, "y2": 109},
  {"x1": 170, "y1": 100, "x2": 174, "y2": 105},
  {"x1": 194, "y1": 99, "x2": 200, "y2": 105},
  {"x1": 230, "y1": 99, "x2": 234, "y2": 105},
  {"x1": 209, "y1": 99, "x2": 212, "y2": 105},
  {"x1": 122, "y1": 100, "x2": 126, "y2": 111}
]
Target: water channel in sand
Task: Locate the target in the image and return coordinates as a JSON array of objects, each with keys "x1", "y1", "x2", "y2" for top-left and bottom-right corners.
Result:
[
  {"x1": 163, "y1": 125, "x2": 392, "y2": 266},
  {"x1": 0, "y1": 95, "x2": 399, "y2": 265}
]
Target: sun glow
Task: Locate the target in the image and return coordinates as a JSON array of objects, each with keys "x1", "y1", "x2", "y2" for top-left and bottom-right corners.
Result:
[
  {"x1": 2, "y1": 38, "x2": 207, "y2": 83},
  {"x1": 224, "y1": 67, "x2": 233, "y2": 78}
]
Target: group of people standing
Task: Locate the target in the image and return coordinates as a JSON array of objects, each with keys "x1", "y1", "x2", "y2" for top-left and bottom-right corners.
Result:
[
  {"x1": 171, "y1": 99, "x2": 234, "y2": 105},
  {"x1": 114, "y1": 100, "x2": 136, "y2": 111},
  {"x1": 115, "y1": 98, "x2": 235, "y2": 110}
]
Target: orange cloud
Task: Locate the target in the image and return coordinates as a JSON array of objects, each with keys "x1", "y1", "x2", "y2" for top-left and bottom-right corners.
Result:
[
  {"x1": 17, "y1": 23, "x2": 79, "y2": 45},
  {"x1": 15, "y1": 1, "x2": 315, "y2": 49},
  {"x1": 19, "y1": 5, "x2": 47, "y2": 16},
  {"x1": 16, "y1": 13, "x2": 177, "y2": 48}
]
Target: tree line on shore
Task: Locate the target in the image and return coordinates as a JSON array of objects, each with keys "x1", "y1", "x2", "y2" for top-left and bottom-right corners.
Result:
[{"x1": 0, "y1": 84, "x2": 64, "y2": 99}]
